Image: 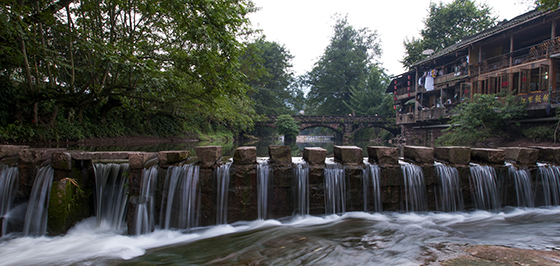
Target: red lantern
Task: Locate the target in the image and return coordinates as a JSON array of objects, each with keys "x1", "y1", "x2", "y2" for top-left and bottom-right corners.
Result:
[
  {"x1": 393, "y1": 105, "x2": 396, "y2": 110},
  {"x1": 408, "y1": 93, "x2": 411, "y2": 97},
  {"x1": 394, "y1": 97, "x2": 397, "y2": 101}
]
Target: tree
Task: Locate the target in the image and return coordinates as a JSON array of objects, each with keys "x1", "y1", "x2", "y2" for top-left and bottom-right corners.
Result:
[
  {"x1": 305, "y1": 15, "x2": 381, "y2": 115},
  {"x1": 343, "y1": 64, "x2": 394, "y2": 116},
  {"x1": 437, "y1": 93, "x2": 527, "y2": 146},
  {"x1": 401, "y1": 0, "x2": 496, "y2": 68},
  {"x1": 0, "y1": 0, "x2": 257, "y2": 141},
  {"x1": 241, "y1": 38, "x2": 298, "y2": 115},
  {"x1": 275, "y1": 115, "x2": 299, "y2": 141}
]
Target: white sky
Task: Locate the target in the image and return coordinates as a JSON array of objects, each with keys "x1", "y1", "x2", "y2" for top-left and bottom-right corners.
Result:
[{"x1": 248, "y1": 0, "x2": 535, "y2": 77}]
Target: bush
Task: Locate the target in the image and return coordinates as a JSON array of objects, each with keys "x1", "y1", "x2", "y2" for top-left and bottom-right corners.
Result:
[
  {"x1": 522, "y1": 125, "x2": 555, "y2": 142},
  {"x1": 275, "y1": 115, "x2": 299, "y2": 140}
]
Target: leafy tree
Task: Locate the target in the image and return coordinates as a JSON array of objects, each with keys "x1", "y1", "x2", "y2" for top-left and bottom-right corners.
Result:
[
  {"x1": 305, "y1": 15, "x2": 381, "y2": 115},
  {"x1": 402, "y1": 0, "x2": 496, "y2": 68},
  {"x1": 436, "y1": 93, "x2": 527, "y2": 146},
  {"x1": 242, "y1": 38, "x2": 298, "y2": 115},
  {"x1": 343, "y1": 64, "x2": 394, "y2": 116},
  {"x1": 0, "y1": 0, "x2": 257, "y2": 142},
  {"x1": 275, "y1": 114, "x2": 299, "y2": 141},
  {"x1": 536, "y1": 0, "x2": 560, "y2": 9}
]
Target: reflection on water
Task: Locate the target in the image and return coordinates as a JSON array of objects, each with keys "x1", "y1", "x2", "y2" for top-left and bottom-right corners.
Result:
[{"x1": 2, "y1": 208, "x2": 560, "y2": 266}]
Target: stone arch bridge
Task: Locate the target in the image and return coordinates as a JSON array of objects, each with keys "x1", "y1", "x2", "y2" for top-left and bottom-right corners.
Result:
[{"x1": 257, "y1": 115, "x2": 400, "y2": 139}]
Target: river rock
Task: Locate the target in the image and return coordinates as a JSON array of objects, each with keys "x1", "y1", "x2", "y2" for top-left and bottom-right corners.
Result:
[
  {"x1": 434, "y1": 146, "x2": 471, "y2": 165},
  {"x1": 334, "y1": 146, "x2": 363, "y2": 165},
  {"x1": 303, "y1": 147, "x2": 327, "y2": 165},
  {"x1": 471, "y1": 148, "x2": 505, "y2": 164},
  {"x1": 367, "y1": 146, "x2": 398, "y2": 165},
  {"x1": 403, "y1": 145, "x2": 434, "y2": 163},
  {"x1": 195, "y1": 146, "x2": 222, "y2": 166},
  {"x1": 233, "y1": 146, "x2": 256, "y2": 165},
  {"x1": 52, "y1": 152, "x2": 72, "y2": 170},
  {"x1": 268, "y1": 145, "x2": 291, "y2": 164},
  {"x1": 158, "y1": 150, "x2": 189, "y2": 166},
  {"x1": 530, "y1": 146, "x2": 560, "y2": 163},
  {"x1": 500, "y1": 147, "x2": 539, "y2": 165}
]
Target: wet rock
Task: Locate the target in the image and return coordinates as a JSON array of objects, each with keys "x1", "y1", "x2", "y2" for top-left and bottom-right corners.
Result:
[
  {"x1": 333, "y1": 146, "x2": 363, "y2": 165},
  {"x1": 52, "y1": 152, "x2": 72, "y2": 170},
  {"x1": 531, "y1": 146, "x2": 560, "y2": 164},
  {"x1": 233, "y1": 146, "x2": 256, "y2": 165},
  {"x1": 19, "y1": 148, "x2": 67, "y2": 164},
  {"x1": 195, "y1": 146, "x2": 222, "y2": 167},
  {"x1": 471, "y1": 148, "x2": 505, "y2": 164},
  {"x1": 0, "y1": 145, "x2": 29, "y2": 159},
  {"x1": 268, "y1": 145, "x2": 292, "y2": 164},
  {"x1": 403, "y1": 145, "x2": 434, "y2": 163},
  {"x1": 303, "y1": 147, "x2": 327, "y2": 165},
  {"x1": 158, "y1": 151, "x2": 189, "y2": 167},
  {"x1": 367, "y1": 146, "x2": 398, "y2": 166},
  {"x1": 129, "y1": 152, "x2": 158, "y2": 170},
  {"x1": 500, "y1": 147, "x2": 539, "y2": 165},
  {"x1": 434, "y1": 146, "x2": 471, "y2": 165}
]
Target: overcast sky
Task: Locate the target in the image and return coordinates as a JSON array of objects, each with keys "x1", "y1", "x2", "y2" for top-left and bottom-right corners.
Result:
[{"x1": 247, "y1": 0, "x2": 535, "y2": 77}]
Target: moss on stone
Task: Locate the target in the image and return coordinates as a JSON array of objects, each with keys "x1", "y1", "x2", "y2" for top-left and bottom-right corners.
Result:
[{"x1": 47, "y1": 178, "x2": 93, "y2": 235}]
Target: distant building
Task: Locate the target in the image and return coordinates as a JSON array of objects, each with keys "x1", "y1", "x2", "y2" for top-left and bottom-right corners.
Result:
[{"x1": 388, "y1": 8, "x2": 560, "y2": 145}]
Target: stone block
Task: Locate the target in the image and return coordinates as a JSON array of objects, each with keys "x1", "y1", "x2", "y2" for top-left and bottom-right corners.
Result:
[
  {"x1": 195, "y1": 146, "x2": 222, "y2": 166},
  {"x1": 434, "y1": 146, "x2": 471, "y2": 165},
  {"x1": 303, "y1": 147, "x2": 327, "y2": 165},
  {"x1": 268, "y1": 145, "x2": 292, "y2": 164},
  {"x1": 0, "y1": 145, "x2": 29, "y2": 159},
  {"x1": 52, "y1": 152, "x2": 72, "y2": 170},
  {"x1": 531, "y1": 146, "x2": 560, "y2": 164},
  {"x1": 500, "y1": 147, "x2": 539, "y2": 165},
  {"x1": 128, "y1": 152, "x2": 159, "y2": 170},
  {"x1": 19, "y1": 148, "x2": 67, "y2": 164},
  {"x1": 367, "y1": 146, "x2": 398, "y2": 166},
  {"x1": 403, "y1": 145, "x2": 434, "y2": 163},
  {"x1": 158, "y1": 151, "x2": 189, "y2": 166},
  {"x1": 333, "y1": 146, "x2": 363, "y2": 165},
  {"x1": 471, "y1": 148, "x2": 505, "y2": 164},
  {"x1": 233, "y1": 146, "x2": 257, "y2": 165}
]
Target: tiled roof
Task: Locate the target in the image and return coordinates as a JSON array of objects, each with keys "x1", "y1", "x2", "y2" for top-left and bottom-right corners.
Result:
[{"x1": 411, "y1": 8, "x2": 548, "y2": 68}]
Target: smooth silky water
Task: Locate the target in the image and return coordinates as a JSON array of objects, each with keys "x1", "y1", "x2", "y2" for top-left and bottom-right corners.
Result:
[{"x1": 2, "y1": 160, "x2": 560, "y2": 265}]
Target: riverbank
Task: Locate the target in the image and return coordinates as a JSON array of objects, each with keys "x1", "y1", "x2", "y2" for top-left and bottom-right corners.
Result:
[{"x1": 440, "y1": 245, "x2": 560, "y2": 265}]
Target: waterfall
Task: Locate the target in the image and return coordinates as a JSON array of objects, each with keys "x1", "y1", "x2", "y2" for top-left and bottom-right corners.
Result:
[
  {"x1": 93, "y1": 163, "x2": 129, "y2": 230},
  {"x1": 0, "y1": 164, "x2": 19, "y2": 236},
  {"x1": 536, "y1": 164, "x2": 560, "y2": 206},
  {"x1": 257, "y1": 161, "x2": 271, "y2": 220},
  {"x1": 160, "y1": 164, "x2": 200, "y2": 230},
  {"x1": 324, "y1": 163, "x2": 345, "y2": 214},
  {"x1": 435, "y1": 163, "x2": 464, "y2": 212},
  {"x1": 294, "y1": 162, "x2": 309, "y2": 216},
  {"x1": 216, "y1": 162, "x2": 231, "y2": 224},
  {"x1": 469, "y1": 164, "x2": 500, "y2": 211},
  {"x1": 507, "y1": 165, "x2": 534, "y2": 208},
  {"x1": 401, "y1": 162, "x2": 428, "y2": 212},
  {"x1": 134, "y1": 165, "x2": 158, "y2": 235},
  {"x1": 23, "y1": 166, "x2": 54, "y2": 236},
  {"x1": 363, "y1": 163, "x2": 382, "y2": 212}
]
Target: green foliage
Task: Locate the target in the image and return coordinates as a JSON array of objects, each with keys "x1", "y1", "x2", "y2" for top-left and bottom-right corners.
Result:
[
  {"x1": 242, "y1": 38, "x2": 300, "y2": 115},
  {"x1": 522, "y1": 125, "x2": 555, "y2": 142},
  {"x1": 0, "y1": 0, "x2": 258, "y2": 143},
  {"x1": 436, "y1": 93, "x2": 527, "y2": 146},
  {"x1": 275, "y1": 115, "x2": 299, "y2": 140},
  {"x1": 343, "y1": 64, "x2": 395, "y2": 116},
  {"x1": 536, "y1": 0, "x2": 560, "y2": 9},
  {"x1": 305, "y1": 15, "x2": 381, "y2": 115},
  {"x1": 401, "y1": 0, "x2": 496, "y2": 68}
]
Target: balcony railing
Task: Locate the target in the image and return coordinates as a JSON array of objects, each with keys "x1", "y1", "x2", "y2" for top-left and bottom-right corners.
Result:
[{"x1": 469, "y1": 37, "x2": 560, "y2": 76}]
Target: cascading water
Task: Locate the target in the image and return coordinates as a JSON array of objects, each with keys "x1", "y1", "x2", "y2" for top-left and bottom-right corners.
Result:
[
  {"x1": 257, "y1": 161, "x2": 271, "y2": 220},
  {"x1": 363, "y1": 162, "x2": 382, "y2": 212},
  {"x1": 400, "y1": 162, "x2": 428, "y2": 212},
  {"x1": 216, "y1": 162, "x2": 231, "y2": 224},
  {"x1": 469, "y1": 164, "x2": 500, "y2": 211},
  {"x1": 135, "y1": 165, "x2": 158, "y2": 235},
  {"x1": 160, "y1": 164, "x2": 200, "y2": 230},
  {"x1": 434, "y1": 162, "x2": 464, "y2": 212},
  {"x1": 0, "y1": 164, "x2": 18, "y2": 236},
  {"x1": 23, "y1": 166, "x2": 54, "y2": 236},
  {"x1": 294, "y1": 162, "x2": 309, "y2": 216},
  {"x1": 93, "y1": 163, "x2": 129, "y2": 230},
  {"x1": 536, "y1": 164, "x2": 560, "y2": 206},
  {"x1": 324, "y1": 163, "x2": 346, "y2": 214},
  {"x1": 507, "y1": 164, "x2": 534, "y2": 208}
]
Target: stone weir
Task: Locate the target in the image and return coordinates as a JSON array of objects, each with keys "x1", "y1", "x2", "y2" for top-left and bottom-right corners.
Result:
[{"x1": 0, "y1": 144, "x2": 559, "y2": 236}]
